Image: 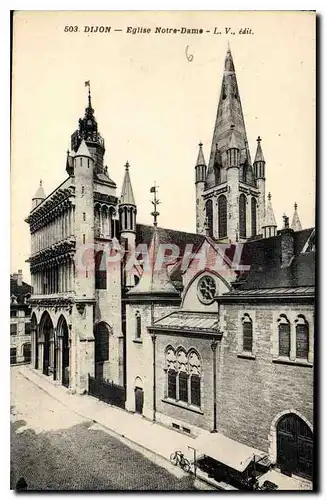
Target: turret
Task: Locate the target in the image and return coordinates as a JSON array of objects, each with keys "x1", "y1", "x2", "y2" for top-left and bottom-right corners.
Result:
[
  {"x1": 253, "y1": 136, "x2": 266, "y2": 235},
  {"x1": 32, "y1": 180, "x2": 46, "y2": 210},
  {"x1": 195, "y1": 142, "x2": 207, "y2": 235},
  {"x1": 119, "y1": 162, "x2": 137, "y2": 241},
  {"x1": 262, "y1": 192, "x2": 277, "y2": 238},
  {"x1": 74, "y1": 139, "x2": 95, "y2": 299},
  {"x1": 291, "y1": 202, "x2": 302, "y2": 231}
]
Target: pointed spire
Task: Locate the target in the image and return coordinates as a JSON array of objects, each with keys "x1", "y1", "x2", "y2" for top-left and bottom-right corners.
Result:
[
  {"x1": 128, "y1": 227, "x2": 179, "y2": 296},
  {"x1": 291, "y1": 202, "x2": 302, "y2": 231},
  {"x1": 33, "y1": 179, "x2": 46, "y2": 200},
  {"x1": 254, "y1": 136, "x2": 265, "y2": 163},
  {"x1": 262, "y1": 192, "x2": 277, "y2": 228},
  {"x1": 75, "y1": 139, "x2": 93, "y2": 158},
  {"x1": 206, "y1": 46, "x2": 248, "y2": 189},
  {"x1": 120, "y1": 161, "x2": 136, "y2": 205},
  {"x1": 196, "y1": 142, "x2": 206, "y2": 166}
]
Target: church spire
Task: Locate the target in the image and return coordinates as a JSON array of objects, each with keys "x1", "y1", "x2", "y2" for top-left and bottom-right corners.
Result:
[
  {"x1": 291, "y1": 202, "x2": 302, "y2": 231},
  {"x1": 205, "y1": 45, "x2": 249, "y2": 189},
  {"x1": 120, "y1": 161, "x2": 136, "y2": 205},
  {"x1": 195, "y1": 142, "x2": 207, "y2": 184},
  {"x1": 253, "y1": 136, "x2": 266, "y2": 180},
  {"x1": 262, "y1": 192, "x2": 277, "y2": 238}
]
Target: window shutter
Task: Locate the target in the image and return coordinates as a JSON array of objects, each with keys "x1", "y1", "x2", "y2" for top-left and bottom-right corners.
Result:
[
  {"x1": 279, "y1": 323, "x2": 290, "y2": 357},
  {"x1": 178, "y1": 372, "x2": 188, "y2": 402},
  {"x1": 167, "y1": 370, "x2": 177, "y2": 399},
  {"x1": 190, "y1": 374, "x2": 201, "y2": 407},
  {"x1": 296, "y1": 324, "x2": 309, "y2": 359},
  {"x1": 243, "y1": 321, "x2": 253, "y2": 352}
]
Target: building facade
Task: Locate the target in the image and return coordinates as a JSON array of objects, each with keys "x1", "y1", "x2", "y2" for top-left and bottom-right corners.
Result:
[
  {"x1": 26, "y1": 48, "x2": 315, "y2": 484},
  {"x1": 10, "y1": 270, "x2": 32, "y2": 364}
]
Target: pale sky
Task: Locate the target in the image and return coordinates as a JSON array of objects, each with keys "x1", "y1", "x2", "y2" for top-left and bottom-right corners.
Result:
[{"x1": 11, "y1": 11, "x2": 316, "y2": 282}]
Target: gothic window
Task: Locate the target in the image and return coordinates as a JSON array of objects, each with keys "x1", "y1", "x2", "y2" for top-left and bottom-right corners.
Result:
[
  {"x1": 205, "y1": 199, "x2": 213, "y2": 237},
  {"x1": 95, "y1": 251, "x2": 107, "y2": 289},
  {"x1": 197, "y1": 275, "x2": 217, "y2": 304},
  {"x1": 11, "y1": 295, "x2": 17, "y2": 305},
  {"x1": 165, "y1": 347, "x2": 201, "y2": 408},
  {"x1": 218, "y1": 195, "x2": 227, "y2": 238},
  {"x1": 251, "y1": 198, "x2": 257, "y2": 237},
  {"x1": 239, "y1": 194, "x2": 247, "y2": 238},
  {"x1": 135, "y1": 310, "x2": 141, "y2": 339},
  {"x1": 242, "y1": 314, "x2": 253, "y2": 352},
  {"x1": 278, "y1": 315, "x2": 291, "y2": 357},
  {"x1": 178, "y1": 372, "x2": 188, "y2": 402},
  {"x1": 295, "y1": 316, "x2": 309, "y2": 359},
  {"x1": 167, "y1": 370, "x2": 177, "y2": 399}
]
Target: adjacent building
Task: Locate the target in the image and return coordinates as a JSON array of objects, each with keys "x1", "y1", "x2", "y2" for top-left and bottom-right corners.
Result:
[
  {"x1": 10, "y1": 270, "x2": 33, "y2": 364},
  {"x1": 25, "y1": 47, "x2": 315, "y2": 484}
]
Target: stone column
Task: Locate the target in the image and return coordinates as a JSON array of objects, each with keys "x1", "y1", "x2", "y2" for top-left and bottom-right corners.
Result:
[{"x1": 211, "y1": 338, "x2": 218, "y2": 433}]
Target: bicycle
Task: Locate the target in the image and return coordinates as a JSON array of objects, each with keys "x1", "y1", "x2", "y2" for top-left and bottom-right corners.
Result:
[{"x1": 170, "y1": 450, "x2": 191, "y2": 472}]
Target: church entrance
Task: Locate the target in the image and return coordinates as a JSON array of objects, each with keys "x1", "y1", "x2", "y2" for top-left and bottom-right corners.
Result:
[
  {"x1": 277, "y1": 413, "x2": 313, "y2": 481},
  {"x1": 58, "y1": 316, "x2": 70, "y2": 388},
  {"x1": 39, "y1": 312, "x2": 54, "y2": 377}
]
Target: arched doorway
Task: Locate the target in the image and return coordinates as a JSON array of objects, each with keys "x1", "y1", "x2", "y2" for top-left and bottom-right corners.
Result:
[
  {"x1": 277, "y1": 413, "x2": 313, "y2": 480},
  {"x1": 57, "y1": 315, "x2": 70, "y2": 387},
  {"x1": 134, "y1": 377, "x2": 144, "y2": 415},
  {"x1": 31, "y1": 313, "x2": 38, "y2": 369},
  {"x1": 39, "y1": 311, "x2": 54, "y2": 376},
  {"x1": 94, "y1": 322, "x2": 110, "y2": 379}
]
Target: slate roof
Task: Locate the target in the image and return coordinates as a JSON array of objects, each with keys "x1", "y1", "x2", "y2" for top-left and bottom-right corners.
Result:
[
  {"x1": 135, "y1": 224, "x2": 315, "y2": 293},
  {"x1": 230, "y1": 228, "x2": 315, "y2": 291},
  {"x1": 10, "y1": 278, "x2": 32, "y2": 305}
]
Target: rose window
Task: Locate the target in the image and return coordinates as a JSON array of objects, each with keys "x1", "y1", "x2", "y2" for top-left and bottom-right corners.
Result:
[{"x1": 197, "y1": 275, "x2": 217, "y2": 304}]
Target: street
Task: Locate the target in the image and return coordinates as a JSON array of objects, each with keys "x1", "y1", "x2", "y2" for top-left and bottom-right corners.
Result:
[{"x1": 10, "y1": 368, "x2": 195, "y2": 491}]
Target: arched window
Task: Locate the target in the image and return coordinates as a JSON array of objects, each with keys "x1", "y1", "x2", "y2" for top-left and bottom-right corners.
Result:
[
  {"x1": 205, "y1": 199, "x2": 213, "y2": 237},
  {"x1": 189, "y1": 351, "x2": 201, "y2": 407},
  {"x1": 295, "y1": 316, "x2": 309, "y2": 359},
  {"x1": 165, "y1": 347, "x2": 201, "y2": 408},
  {"x1": 124, "y1": 207, "x2": 128, "y2": 230},
  {"x1": 251, "y1": 198, "x2": 257, "y2": 237},
  {"x1": 239, "y1": 194, "x2": 246, "y2": 238},
  {"x1": 95, "y1": 251, "x2": 107, "y2": 289},
  {"x1": 218, "y1": 195, "x2": 227, "y2": 238},
  {"x1": 242, "y1": 314, "x2": 253, "y2": 352},
  {"x1": 135, "y1": 311, "x2": 141, "y2": 339},
  {"x1": 278, "y1": 315, "x2": 291, "y2": 357}
]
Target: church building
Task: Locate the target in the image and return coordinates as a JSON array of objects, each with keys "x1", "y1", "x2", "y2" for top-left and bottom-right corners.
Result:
[{"x1": 26, "y1": 47, "x2": 315, "y2": 484}]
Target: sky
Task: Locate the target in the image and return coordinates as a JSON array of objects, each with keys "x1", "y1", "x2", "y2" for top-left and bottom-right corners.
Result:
[{"x1": 11, "y1": 10, "x2": 316, "y2": 282}]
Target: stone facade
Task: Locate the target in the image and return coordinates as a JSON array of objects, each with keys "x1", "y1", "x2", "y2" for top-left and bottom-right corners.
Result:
[{"x1": 10, "y1": 271, "x2": 32, "y2": 364}]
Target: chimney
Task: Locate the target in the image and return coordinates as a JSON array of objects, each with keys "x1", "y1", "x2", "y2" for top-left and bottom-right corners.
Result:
[
  {"x1": 17, "y1": 269, "x2": 23, "y2": 287},
  {"x1": 280, "y1": 215, "x2": 294, "y2": 267}
]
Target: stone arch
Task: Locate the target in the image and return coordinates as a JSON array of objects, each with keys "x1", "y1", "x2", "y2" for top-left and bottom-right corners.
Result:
[
  {"x1": 57, "y1": 314, "x2": 70, "y2": 387},
  {"x1": 38, "y1": 310, "x2": 54, "y2": 376},
  {"x1": 268, "y1": 409, "x2": 313, "y2": 463},
  {"x1": 134, "y1": 376, "x2": 143, "y2": 389}
]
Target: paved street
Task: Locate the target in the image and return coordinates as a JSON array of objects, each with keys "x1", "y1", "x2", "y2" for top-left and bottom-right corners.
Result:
[{"x1": 10, "y1": 367, "x2": 195, "y2": 491}]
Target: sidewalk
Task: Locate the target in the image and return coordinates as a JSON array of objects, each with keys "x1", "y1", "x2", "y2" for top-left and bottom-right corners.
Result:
[{"x1": 18, "y1": 365, "x2": 197, "y2": 465}]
